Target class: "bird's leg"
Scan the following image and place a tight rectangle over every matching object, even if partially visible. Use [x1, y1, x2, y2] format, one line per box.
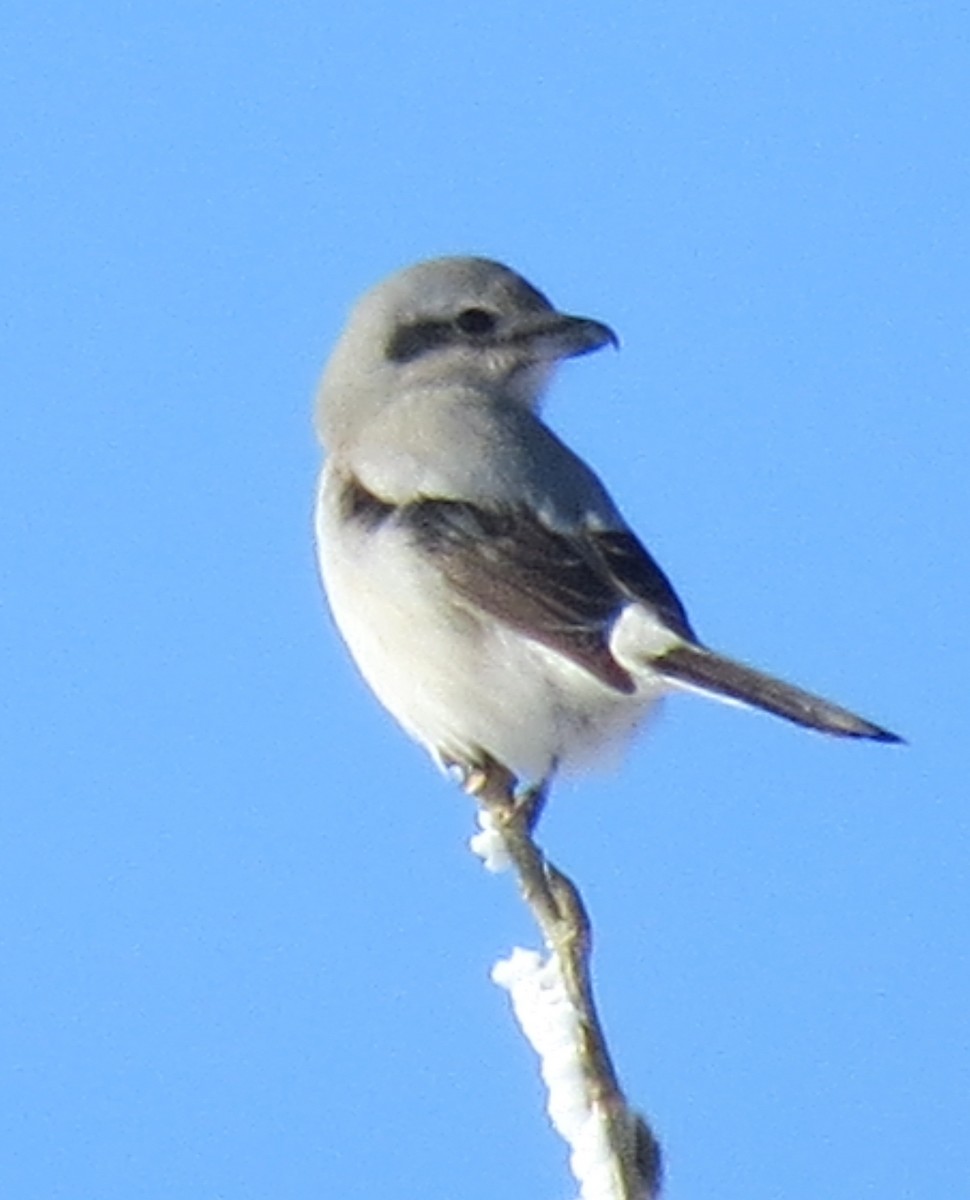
[451, 749, 554, 828]
[458, 755, 518, 808]
[513, 770, 552, 834]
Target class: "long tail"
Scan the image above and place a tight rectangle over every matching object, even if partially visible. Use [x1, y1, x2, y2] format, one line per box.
[653, 643, 901, 743]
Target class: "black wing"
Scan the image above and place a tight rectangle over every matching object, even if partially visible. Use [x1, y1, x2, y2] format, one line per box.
[399, 495, 696, 693]
[589, 529, 696, 642]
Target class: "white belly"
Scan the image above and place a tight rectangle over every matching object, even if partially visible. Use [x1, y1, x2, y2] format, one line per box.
[315, 477, 666, 783]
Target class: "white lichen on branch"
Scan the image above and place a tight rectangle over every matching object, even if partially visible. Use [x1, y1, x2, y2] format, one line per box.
[493, 948, 623, 1200]
[469, 806, 512, 873]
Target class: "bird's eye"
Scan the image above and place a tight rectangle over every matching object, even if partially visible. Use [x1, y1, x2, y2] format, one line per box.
[454, 308, 498, 336]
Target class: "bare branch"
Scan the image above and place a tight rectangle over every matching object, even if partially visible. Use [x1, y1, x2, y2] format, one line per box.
[469, 763, 662, 1200]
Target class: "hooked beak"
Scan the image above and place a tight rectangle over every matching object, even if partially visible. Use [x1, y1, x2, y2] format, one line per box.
[516, 313, 620, 361]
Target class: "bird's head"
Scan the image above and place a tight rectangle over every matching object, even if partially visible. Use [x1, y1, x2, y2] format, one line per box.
[316, 256, 617, 448]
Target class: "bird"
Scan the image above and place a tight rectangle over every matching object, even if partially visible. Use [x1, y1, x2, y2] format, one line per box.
[314, 256, 899, 791]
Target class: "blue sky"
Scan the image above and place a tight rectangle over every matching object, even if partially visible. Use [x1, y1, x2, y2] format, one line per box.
[2, 2, 967, 1197]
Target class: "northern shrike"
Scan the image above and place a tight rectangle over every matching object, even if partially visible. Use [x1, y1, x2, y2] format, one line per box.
[314, 257, 899, 786]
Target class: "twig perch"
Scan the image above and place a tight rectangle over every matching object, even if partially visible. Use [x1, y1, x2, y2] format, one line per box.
[468, 761, 662, 1200]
